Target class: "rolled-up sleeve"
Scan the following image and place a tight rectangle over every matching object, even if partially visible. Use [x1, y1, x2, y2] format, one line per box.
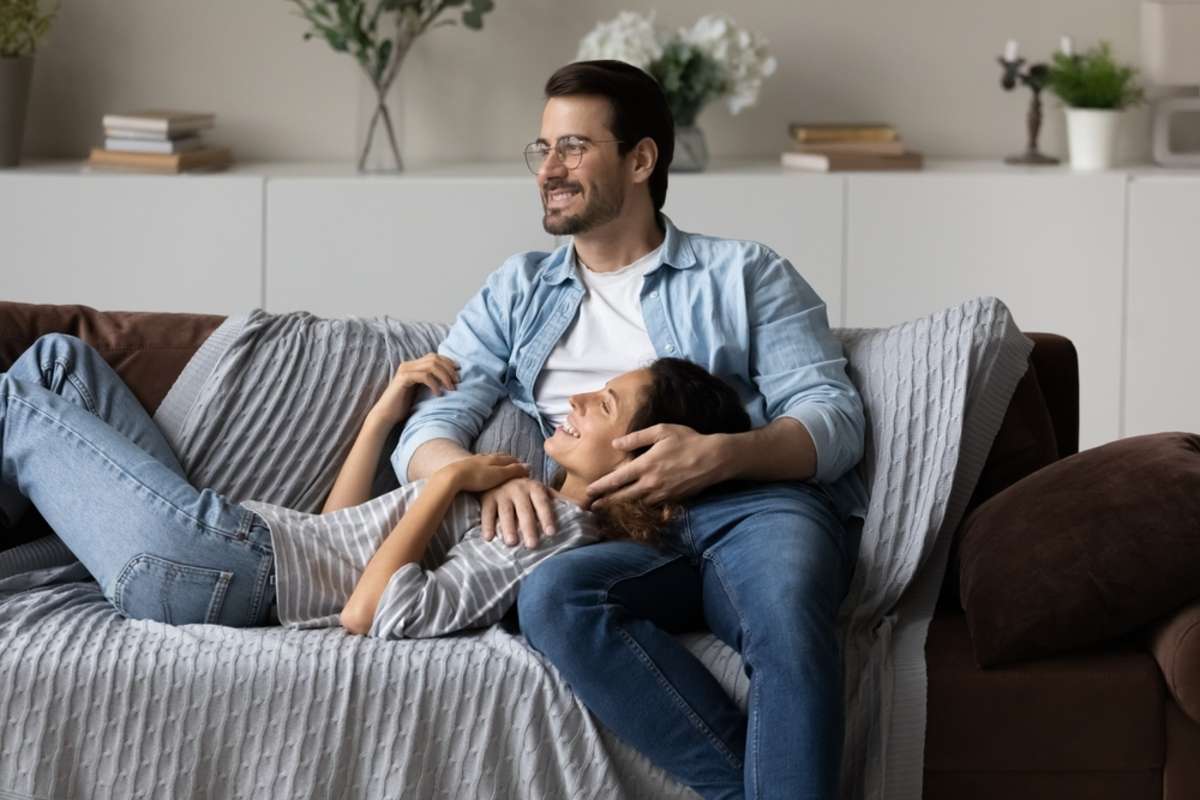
[392, 260, 518, 482]
[748, 251, 865, 483]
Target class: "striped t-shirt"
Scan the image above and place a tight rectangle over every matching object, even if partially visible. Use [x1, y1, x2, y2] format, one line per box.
[241, 480, 602, 638]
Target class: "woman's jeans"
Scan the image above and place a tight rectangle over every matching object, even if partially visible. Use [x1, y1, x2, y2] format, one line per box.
[517, 479, 861, 800]
[0, 334, 275, 627]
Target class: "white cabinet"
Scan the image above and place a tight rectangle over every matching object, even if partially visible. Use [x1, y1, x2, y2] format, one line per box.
[664, 169, 845, 326]
[265, 173, 553, 324]
[844, 171, 1128, 449]
[1125, 177, 1200, 438]
[0, 168, 262, 314]
[6, 159, 1200, 449]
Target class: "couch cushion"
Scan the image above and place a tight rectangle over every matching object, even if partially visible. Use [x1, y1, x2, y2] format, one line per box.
[959, 432, 1200, 667]
[0, 301, 224, 415]
[925, 610, 1163, 781]
[1150, 598, 1200, 725]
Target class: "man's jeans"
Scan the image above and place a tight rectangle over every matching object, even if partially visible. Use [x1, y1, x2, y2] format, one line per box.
[0, 334, 275, 627]
[518, 479, 860, 800]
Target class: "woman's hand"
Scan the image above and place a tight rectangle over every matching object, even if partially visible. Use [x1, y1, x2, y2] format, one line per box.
[442, 454, 530, 495]
[370, 354, 459, 427]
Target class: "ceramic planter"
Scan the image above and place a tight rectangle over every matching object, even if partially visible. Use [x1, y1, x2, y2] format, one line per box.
[1064, 107, 1122, 170]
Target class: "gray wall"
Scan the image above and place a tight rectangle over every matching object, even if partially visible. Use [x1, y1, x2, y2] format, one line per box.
[22, 0, 1196, 165]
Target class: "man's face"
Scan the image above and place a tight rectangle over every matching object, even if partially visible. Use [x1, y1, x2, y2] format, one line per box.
[535, 96, 627, 237]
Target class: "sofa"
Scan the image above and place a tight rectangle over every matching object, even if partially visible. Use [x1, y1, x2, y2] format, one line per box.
[1, 299, 1197, 799]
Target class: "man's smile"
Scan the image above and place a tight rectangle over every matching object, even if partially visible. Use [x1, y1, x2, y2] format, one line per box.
[545, 186, 581, 210]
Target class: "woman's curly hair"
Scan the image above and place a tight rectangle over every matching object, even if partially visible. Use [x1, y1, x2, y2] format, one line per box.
[575, 358, 752, 547]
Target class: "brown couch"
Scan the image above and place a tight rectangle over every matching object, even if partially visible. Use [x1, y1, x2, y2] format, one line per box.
[2, 300, 1197, 799]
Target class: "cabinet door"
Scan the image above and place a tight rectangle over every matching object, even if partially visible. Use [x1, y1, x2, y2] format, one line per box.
[845, 172, 1127, 450]
[266, 177, 554, 324]
[0, 171, 263, 314]
[663, 172, 845, 326]
[1125, 177, 1200, 438]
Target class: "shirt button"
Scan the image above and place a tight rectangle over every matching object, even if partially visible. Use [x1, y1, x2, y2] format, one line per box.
[666, 344, 676, 353]
[650, 291, 659, 299]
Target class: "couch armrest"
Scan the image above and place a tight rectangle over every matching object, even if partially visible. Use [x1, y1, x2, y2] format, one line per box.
[1150, 599, 1200, 725]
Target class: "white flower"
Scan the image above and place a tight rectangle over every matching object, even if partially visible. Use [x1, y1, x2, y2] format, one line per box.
[576, 11, 664, 70]
[680, 14, 777, 114]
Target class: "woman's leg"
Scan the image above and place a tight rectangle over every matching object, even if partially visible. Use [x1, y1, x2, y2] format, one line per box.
[517, 539, 749, 800]
[0, 373, 274, 627]
[0, 333, 186, 528]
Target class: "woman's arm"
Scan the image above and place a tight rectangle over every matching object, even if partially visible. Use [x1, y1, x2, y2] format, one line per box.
[322, 354, 459, 514]
[339, 454, 529, 635]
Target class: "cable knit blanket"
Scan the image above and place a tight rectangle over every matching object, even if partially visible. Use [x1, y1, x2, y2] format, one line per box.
[0, 297, 1031, 800]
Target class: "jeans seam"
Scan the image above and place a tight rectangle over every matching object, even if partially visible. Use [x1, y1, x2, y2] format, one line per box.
[704, 549, 759, 796]
[9, 394, 246, 541]
[611, 622, 745, 771]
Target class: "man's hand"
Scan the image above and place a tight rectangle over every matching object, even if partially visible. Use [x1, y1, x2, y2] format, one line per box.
[585, 424, 733, 508]
[481, 477, 558, 549]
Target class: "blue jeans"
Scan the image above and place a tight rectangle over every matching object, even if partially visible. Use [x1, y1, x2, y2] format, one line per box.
[517, 479, 860, 800]
[0, 334, 276, 627]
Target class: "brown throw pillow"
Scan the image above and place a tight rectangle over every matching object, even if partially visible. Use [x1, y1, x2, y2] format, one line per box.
[959, 431, 1200, 667]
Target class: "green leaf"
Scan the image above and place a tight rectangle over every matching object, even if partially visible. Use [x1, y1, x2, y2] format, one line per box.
[461, 8, 482, 29]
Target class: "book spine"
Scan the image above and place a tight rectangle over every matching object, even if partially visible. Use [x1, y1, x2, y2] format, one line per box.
[789, 127, 899, 143]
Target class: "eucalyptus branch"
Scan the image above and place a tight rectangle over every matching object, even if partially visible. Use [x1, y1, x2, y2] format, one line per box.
[0, 0, 59, 58]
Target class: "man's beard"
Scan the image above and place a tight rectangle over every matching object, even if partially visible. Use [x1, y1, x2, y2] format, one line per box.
[541, 179, 624, 236]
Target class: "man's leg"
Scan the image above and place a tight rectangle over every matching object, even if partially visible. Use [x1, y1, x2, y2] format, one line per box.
[0, 333, 186, 528]
[687, 481, 860, 800]
[517, 538, 749, 800]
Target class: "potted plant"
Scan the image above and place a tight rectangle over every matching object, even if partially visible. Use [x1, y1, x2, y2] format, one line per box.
[289, 0, 495, 173]
[577, 12, 777, 172]
[0, 0, 57, 168]
[1047, 40, 1144, 170]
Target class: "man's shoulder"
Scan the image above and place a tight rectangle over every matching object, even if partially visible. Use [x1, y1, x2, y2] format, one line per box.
[673, 223, 782, 276]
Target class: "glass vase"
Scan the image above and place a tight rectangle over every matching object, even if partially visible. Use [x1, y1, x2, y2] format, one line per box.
[672, 125, 709, 172]
[356, 73, 406, 173]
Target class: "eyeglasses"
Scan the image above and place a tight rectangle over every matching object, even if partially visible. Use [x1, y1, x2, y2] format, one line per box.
[523, 135, 623, 174]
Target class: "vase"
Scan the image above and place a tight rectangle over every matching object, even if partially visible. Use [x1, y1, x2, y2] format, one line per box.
[0, 55, 34, 168]
[672, 126, 709, 172]
[356, 74, 406, 173]
[1064, 108, 1122, 170]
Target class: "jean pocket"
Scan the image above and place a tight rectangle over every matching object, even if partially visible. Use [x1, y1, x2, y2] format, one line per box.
[113, 553, 234, 625]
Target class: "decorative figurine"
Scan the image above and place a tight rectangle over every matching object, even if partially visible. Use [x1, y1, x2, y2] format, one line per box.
[998, 40, 1061, 165]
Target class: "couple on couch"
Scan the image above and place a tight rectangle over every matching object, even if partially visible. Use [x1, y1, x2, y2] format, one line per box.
[0, 61, 867, 800]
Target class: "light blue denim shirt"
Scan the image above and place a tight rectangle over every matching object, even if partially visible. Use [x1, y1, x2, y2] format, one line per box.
[394, 213, 868, 520]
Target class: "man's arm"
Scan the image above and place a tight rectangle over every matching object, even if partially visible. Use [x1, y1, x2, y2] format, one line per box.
[585, 249, 863, 507]
[406, 437, 474, 481]
[392, 259, 519, 483]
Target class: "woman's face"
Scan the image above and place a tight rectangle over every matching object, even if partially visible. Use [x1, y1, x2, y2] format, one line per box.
[544, 367, 654, 481]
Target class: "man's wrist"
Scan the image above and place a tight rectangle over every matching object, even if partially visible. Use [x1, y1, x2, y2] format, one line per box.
[711, 431, 746, 484]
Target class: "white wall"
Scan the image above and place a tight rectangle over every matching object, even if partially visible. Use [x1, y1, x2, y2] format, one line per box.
[21, 0, 1199, 166]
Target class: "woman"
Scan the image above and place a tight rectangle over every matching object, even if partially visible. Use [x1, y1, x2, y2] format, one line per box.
[0, 333, 749, 637]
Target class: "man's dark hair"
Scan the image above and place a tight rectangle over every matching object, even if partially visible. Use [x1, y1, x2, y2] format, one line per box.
[544, 59, 674, 212]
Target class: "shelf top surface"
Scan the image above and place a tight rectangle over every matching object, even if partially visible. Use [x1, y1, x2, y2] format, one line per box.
[4, 156, 1200, 180]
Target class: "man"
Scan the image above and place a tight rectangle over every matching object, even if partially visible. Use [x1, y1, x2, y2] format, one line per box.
[393, 60, 868, 800]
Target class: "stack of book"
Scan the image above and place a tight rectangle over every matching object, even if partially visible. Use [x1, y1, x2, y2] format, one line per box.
[87, 110, 232, 173]
[781, 122, 923, 172]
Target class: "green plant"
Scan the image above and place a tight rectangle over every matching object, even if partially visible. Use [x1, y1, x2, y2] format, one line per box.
[288, 0, 496, 169]
[1047, 41, 1144, 110]
[0, 0, 58, 58]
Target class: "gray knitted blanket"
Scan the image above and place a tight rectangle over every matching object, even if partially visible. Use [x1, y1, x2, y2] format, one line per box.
[0, 298, 1031, 800]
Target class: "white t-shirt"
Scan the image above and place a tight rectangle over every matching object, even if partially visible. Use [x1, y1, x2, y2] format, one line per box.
[533, 242, 663, 427]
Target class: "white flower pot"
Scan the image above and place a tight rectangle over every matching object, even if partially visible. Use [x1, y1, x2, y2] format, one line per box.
[1064, 108, 1122, 170]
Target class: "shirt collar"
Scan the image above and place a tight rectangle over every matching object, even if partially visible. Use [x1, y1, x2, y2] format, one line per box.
[541, 212, 698, 285]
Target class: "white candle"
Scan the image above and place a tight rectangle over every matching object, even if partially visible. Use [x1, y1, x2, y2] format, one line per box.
[1004, 39, 1019, 61]
[1059, 35, 1074, 56]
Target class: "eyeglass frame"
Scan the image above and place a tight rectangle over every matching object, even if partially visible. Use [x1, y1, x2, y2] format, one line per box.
[523, 135, 625, 174]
